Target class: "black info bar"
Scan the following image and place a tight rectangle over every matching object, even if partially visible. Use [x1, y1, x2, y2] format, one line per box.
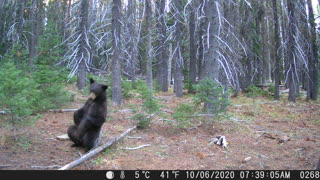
[0, 170, 319, 180]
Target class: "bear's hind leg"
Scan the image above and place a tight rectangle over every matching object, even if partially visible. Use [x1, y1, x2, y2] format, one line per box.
[82, 128, 102, 151]
[67, 125, 82, 146]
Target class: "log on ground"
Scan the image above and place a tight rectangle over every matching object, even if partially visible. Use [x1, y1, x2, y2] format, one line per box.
[59, 126, 136, 170]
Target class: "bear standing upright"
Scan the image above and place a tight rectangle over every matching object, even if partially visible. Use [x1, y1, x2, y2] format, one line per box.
[68, 78, 108, 151]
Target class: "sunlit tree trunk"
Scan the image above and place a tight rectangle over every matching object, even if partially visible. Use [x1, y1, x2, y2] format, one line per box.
[111, 0, 122, 105]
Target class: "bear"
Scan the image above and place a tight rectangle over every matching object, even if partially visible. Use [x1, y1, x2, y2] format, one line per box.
[67, 78, 108, 151]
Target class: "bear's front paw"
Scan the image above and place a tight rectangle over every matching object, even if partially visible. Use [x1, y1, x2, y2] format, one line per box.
[71, 143, 81, 148]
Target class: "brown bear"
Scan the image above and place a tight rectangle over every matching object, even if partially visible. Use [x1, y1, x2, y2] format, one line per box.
[67, 78, 108, 151]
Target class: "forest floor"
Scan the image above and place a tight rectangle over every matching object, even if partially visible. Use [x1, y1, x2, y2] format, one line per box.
[0, 86, 320, 170]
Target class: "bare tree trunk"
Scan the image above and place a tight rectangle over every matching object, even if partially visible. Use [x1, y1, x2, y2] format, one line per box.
[16, 0, 26, 44]
[155, 0, 168, 92]
[124, 0, 137, 88]
[188, 1, 196, 93]
[307, 0, 318, 101]
[273, 0, 280, 100]
[29, 0, 37, 68]
[198, 0, 206, 81]
[76, 0, 90, 90]
[204, 0, 220, 112]
[145, 0, 153, 91]
[287, 0, 297, 102]
[173, 0, 184, 97]
[111, 0, 122, 106]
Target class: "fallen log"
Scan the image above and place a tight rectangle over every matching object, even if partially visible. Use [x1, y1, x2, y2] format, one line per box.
[0, 165, 12, 169]
[48, 109, 78, 113]
[58, 126, 136, 170]
[31, 165, 62, 169]
[233, 101, 278, 107]
[0, 109, 78, 115]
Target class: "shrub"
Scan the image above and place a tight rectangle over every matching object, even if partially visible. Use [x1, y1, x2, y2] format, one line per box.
[106, 77, 135, 99]
[172, 103, 195, 128]
[193, 77, 230, 114]
[0, 63, 72, 126]
[32, 65, 73, 111]
[245, 84, 270, 98]
[132, 113, 150, 129]
[0, 62, 40, 125]
[122, 80, 134, 99]
[131, 81, 160, 129]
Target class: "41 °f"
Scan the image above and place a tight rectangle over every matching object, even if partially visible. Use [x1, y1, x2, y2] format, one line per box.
[160, 171, 180, 179]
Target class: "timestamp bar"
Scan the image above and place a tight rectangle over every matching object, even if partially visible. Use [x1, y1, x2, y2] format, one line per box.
[0, 170, 319, 180]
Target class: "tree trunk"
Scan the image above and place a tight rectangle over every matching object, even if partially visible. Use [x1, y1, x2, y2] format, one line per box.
[188, 1, 196, 93]
[16, 0, 26, 43]
[204, 0, 220, 113]
[287, 0, 297, 102]
[111, 0, 122, 106]
[198, 0, 206, 81]
[29, 0, 37, 68]
[173, 0, 184, 97]
[145, 0, 153, 91]
[307, 0, 318, 101]
[76, 0, 90, 90]
[155, 0, 168, 92]
[273, 0, 280, 100]
[127, 0, 137, 88]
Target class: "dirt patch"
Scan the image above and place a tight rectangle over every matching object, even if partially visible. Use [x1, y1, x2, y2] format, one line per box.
[0, 92, 319, 170]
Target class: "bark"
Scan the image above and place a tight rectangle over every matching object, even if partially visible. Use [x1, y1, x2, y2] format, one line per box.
[127, 0, 137, 88]
[59, 126, 136, 170]
[229, 0, 241, 97]
[198, 0, 206, 81]
[145, 0, 153, 91]
[173, 0, 184, 97]
[307, 0, 318, 100]
[76, 0, 90, 90]
[16, 0, 25, 43]
[261, 1, 272, 84]
[287, 0, 297, 102]
[204, 0, 220, 112]
[29, 0, 37, 67]
[155, 0, 168, 92]
[188, 1, 196, 93]
[239, 1, 254, 91]
[273, 0, 280, 100]
[111, 0, 122, 106]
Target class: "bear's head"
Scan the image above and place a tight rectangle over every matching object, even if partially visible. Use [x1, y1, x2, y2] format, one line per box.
[88, 78, 108, 101]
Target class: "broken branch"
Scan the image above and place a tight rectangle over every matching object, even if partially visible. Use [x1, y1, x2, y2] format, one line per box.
[124, 144, 151, 150]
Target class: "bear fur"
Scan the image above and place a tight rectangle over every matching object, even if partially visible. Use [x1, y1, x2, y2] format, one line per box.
[67, 78, 108, 151]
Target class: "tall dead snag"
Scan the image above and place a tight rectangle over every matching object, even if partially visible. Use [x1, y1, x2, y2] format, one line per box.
[59, 126, 136, 170]
[306, 0, 318, 101]
[188, 1, 196, 93]
[145, 0, 153, 91]
[155, 0, 168, 92]
[29, 0, 37, 68]
[203, 0, 220, 112]
[173, 0, 184, 97]
[111, 0, 122, 106]
[273, 0, 280, 100]
[287, 0, 297, 102]
[76, 0, 90, 90]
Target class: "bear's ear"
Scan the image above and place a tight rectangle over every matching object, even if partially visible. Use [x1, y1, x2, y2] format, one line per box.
[90, 78, 95, 84]
[102, 85, 108, 90]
